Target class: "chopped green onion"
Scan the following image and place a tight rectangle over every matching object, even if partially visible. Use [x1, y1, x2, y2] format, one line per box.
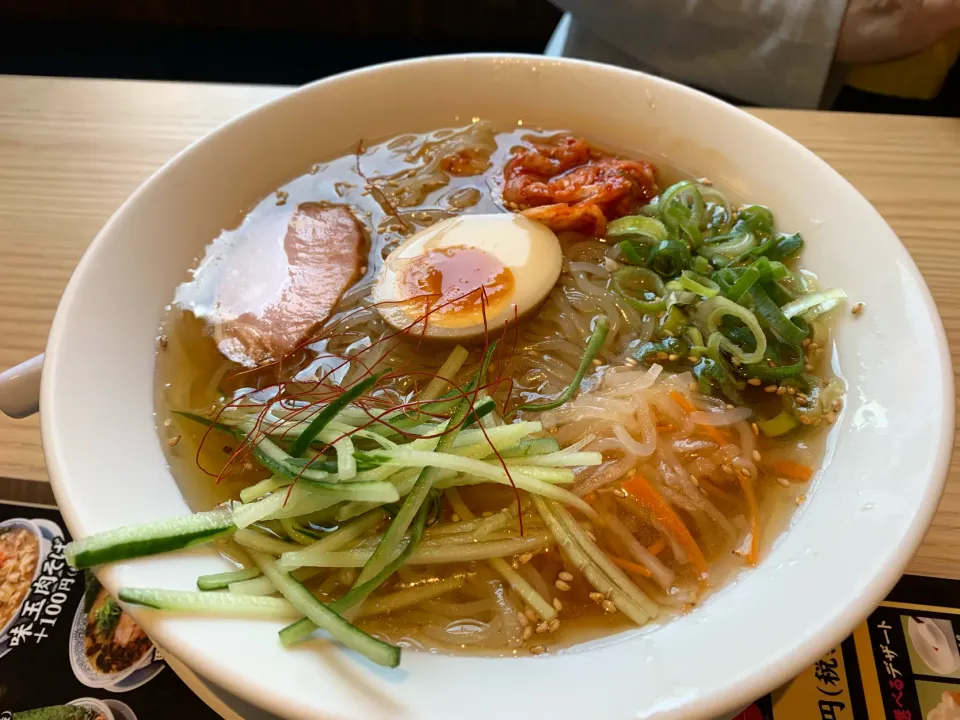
[677, 270, 719, 298]
[723, 267, 761, 301]
[749, 285, 807, 346]
[610, 267, 666, 314]
[647, 239, 692, 277]
[606, 214, 668, 241]
[658, 181, 704, 246]
[617, 240, 647, 265]
[706, 297, 768, 364]
[781, 289, 847, 321]
[756, 411, 799, 437]
[767, 233, 804, 261]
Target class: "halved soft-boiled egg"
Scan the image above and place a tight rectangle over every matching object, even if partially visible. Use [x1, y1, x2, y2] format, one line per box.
[372, 213, 562, 342]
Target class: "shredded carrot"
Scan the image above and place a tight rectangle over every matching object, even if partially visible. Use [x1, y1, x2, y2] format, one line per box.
[621, 472, 709, 577]
[655, 423, 677, 433]
[765, 460, 813, 483]
[698, 478, 740, 503]
[668, 391, 728, 446]
[646, 537, 666, 556]
[609, 555, 653, 578]
[737, 473, 760, 567]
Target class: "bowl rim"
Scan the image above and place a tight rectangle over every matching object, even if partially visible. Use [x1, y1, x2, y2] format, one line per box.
[40, 53, 956, 719]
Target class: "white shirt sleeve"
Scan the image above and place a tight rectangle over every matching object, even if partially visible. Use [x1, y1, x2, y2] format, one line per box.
[545, 0, 848, 109]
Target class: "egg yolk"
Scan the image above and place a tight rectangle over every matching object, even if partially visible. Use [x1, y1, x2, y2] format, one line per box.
[394, 245, 514, 327]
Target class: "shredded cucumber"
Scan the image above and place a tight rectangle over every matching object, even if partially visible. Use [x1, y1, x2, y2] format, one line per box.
[252, 552, 400, 668]
[197, 566, 261, 591]
[66, 509, 234, 570]
[119, 588, 300, 620]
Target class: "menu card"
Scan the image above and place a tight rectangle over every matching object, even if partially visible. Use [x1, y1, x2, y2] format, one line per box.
[2, 500, 957, 719]
[0, 502, 218, 720]
[736, 574, 960, 720]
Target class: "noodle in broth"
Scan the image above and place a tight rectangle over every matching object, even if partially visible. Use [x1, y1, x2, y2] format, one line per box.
[145, 122, 843, 658]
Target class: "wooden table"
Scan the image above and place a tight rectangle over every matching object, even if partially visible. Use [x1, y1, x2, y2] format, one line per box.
[1, 74, 958, 578]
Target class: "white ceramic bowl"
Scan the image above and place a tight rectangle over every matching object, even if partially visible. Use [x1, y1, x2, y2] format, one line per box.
[35, 55, 952, 719]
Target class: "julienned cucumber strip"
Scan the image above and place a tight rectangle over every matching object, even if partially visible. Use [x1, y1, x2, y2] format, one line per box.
[253, 552, 400, 668]
[119, 587, 299, 619]
[288, 372, 384, 457]
[66, 509, 234, 570]
[278, 492, 431, 647]
[197, 566, 262, 591]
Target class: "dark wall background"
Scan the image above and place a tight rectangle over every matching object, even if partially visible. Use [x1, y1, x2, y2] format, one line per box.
[0, 0, 561, 84]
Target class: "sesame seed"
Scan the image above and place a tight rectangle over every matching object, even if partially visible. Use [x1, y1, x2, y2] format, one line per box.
[163, 418, 172, 427]
[795, 397, 808, 406]
[585, 531, 598, 543]
[168, 435, 180, 447]
[530, 645, 546, 655]
[804, 363, 814, 372]
[625, 357, 639, 366]
[668, 353, 680, 361]
[158, 335, 168, 349]
[602, 600, 617, 614]
[751, 422, 759, 436]
[802, 338, 811, 347]
[525, 608, 537, 622]
[589, 592, 605, 603]
[555, 580, 571, 592]
[752, 450, 762, 462]
[536, 622, 549, 634]
[808, 342, 819, 352]
[517, 612, 529, 627]
[243, 461, 254, 471]
[518, 553, 533, 565]
[592, 358, 603, 366]
[613, 488, 628, 498]
[451, 514, 460, 523]
[739, 467, 751, 478]
[522, 626, 533, 641]
[549, 618, 561, 632]
[558, 571, 574, 582]
[825, 411, 837, 424]
[689, 355, 700, 363]
[747, 378, 762, 386]
[777, 477, 791, 488]
[689, 474, 700, 487]
[832, 399, 843, 412]
[787, 387, 796, 395]
[689, 382, 698, 392]
[776, 386, 787, 395]
[726, 403, 735, 410]
[795, 494, 806, 506]
[721, 463, 734, 475]
[852, 302, 864, 316]
[731, 357, 741, 367]
[764, 385, 778, 393]
[481, 511, 493, 518]
[552, 598, 563, 612]
[657, 352, 669, 360]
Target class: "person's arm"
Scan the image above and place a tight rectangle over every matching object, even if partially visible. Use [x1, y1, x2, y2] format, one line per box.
[549, 0, 848, 108]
